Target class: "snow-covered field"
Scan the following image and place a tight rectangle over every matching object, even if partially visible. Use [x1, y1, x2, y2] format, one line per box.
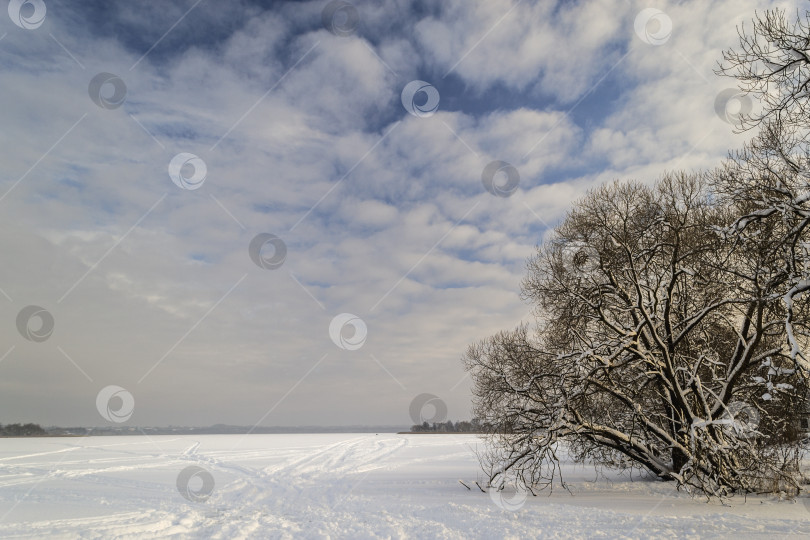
[0, 433, 809, 539]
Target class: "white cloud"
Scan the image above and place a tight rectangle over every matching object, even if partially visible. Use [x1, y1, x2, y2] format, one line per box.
[414, 0, 627, 101]
[0, 0, 783, 427]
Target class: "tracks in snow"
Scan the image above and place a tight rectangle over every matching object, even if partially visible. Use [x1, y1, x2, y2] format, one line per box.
[0, 435, 416, 539]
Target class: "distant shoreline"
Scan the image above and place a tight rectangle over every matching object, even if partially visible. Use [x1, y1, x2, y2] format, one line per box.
[1, 425, 410, 437]
[1, 432, 487, 438]
[0, 434, 84, 438]
[397, 432, 488, 435]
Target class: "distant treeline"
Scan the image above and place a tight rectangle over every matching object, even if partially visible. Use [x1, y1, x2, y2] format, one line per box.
[48, 424, 408, 436]
[409, 419, 487, 433]
[1, 422, 493, 436]
[0, 423, 47, 436]
[1, 424, 412, 437]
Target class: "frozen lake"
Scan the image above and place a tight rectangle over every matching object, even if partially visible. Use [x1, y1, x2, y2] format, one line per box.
[1, 433, 809, 538]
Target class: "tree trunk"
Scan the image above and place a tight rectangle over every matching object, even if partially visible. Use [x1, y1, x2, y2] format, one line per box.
[671, 448, 688, 478]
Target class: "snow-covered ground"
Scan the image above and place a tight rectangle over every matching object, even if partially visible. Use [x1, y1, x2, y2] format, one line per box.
[0, 433, 809, 539]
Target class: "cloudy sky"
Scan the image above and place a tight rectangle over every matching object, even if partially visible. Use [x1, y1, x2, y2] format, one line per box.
[0, 0, 780, 427]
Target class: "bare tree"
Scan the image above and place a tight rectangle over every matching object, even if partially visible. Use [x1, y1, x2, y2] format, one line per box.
[464, 174, 808, 497]
[717, 8, 810, 136]
[718, 7, 810, 368]
[464, 6, 810, 499]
